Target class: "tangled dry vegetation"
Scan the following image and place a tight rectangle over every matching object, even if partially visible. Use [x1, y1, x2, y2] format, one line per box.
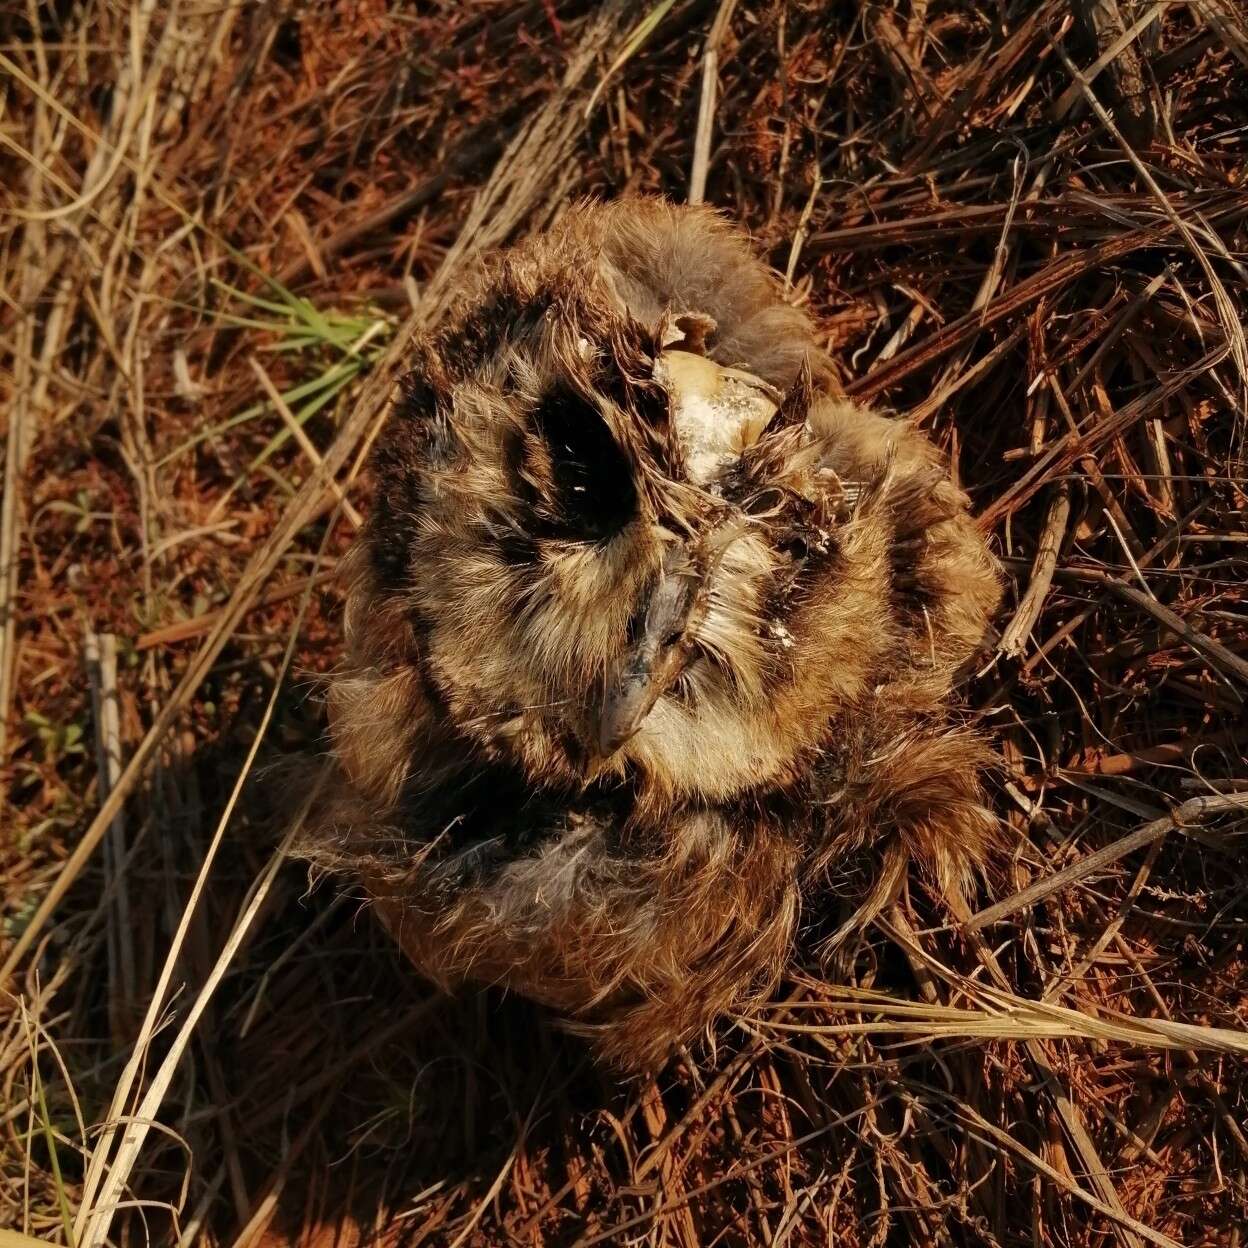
[1, 1, 1246, 1245]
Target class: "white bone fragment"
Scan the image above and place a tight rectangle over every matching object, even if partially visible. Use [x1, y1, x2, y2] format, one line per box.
[653, 349, 780, 485]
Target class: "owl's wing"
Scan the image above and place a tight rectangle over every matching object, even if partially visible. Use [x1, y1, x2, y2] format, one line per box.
[355, 800, 799, 1071]
[801, 696, 1001, 950]
[808, 397, 1003, 678]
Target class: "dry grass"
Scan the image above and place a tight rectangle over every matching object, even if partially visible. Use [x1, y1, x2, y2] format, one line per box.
[1, 1, 1246, 1245]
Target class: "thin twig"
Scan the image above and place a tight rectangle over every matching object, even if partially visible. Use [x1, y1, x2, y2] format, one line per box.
[967, 794, 1248, 930]
[999, 482, 1072, 657]
[688, 0, 740, 205]
[85, 631, 135, 1031]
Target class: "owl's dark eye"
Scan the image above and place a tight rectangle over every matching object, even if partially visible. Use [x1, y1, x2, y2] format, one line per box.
[530, 386, 637, 541]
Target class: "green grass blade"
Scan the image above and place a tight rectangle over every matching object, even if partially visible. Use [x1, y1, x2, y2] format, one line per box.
[31, 1056, 74, 1247]
[245, 361, 363, 473]
[156, 359, 361, 468]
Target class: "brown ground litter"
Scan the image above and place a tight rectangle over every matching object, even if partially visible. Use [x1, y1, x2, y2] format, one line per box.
[1, 2, 1246, 1245]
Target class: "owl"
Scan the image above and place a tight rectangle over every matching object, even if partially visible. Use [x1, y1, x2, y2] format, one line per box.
[299, 198, 1002, 1069]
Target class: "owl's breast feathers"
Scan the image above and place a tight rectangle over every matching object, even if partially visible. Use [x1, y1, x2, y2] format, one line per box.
[298, 199, 1002, 1069]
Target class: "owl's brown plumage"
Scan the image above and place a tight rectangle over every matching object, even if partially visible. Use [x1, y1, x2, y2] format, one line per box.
[299, 198, 1002, 1069]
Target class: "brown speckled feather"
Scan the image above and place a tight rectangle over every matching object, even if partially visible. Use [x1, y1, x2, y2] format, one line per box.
[297, 198, 1003, 1069]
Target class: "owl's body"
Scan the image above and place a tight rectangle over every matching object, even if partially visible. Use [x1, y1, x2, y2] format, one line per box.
[302, 200, 1001, 1068]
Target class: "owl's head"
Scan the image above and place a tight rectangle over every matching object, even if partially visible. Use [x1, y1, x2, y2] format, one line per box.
[356, 202, 934, 806]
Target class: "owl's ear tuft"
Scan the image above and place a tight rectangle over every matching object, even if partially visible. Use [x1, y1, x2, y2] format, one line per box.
[523, 385, 638, 541]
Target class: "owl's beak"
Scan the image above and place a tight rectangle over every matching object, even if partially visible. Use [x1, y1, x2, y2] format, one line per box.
[597, 551, 702, 757]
